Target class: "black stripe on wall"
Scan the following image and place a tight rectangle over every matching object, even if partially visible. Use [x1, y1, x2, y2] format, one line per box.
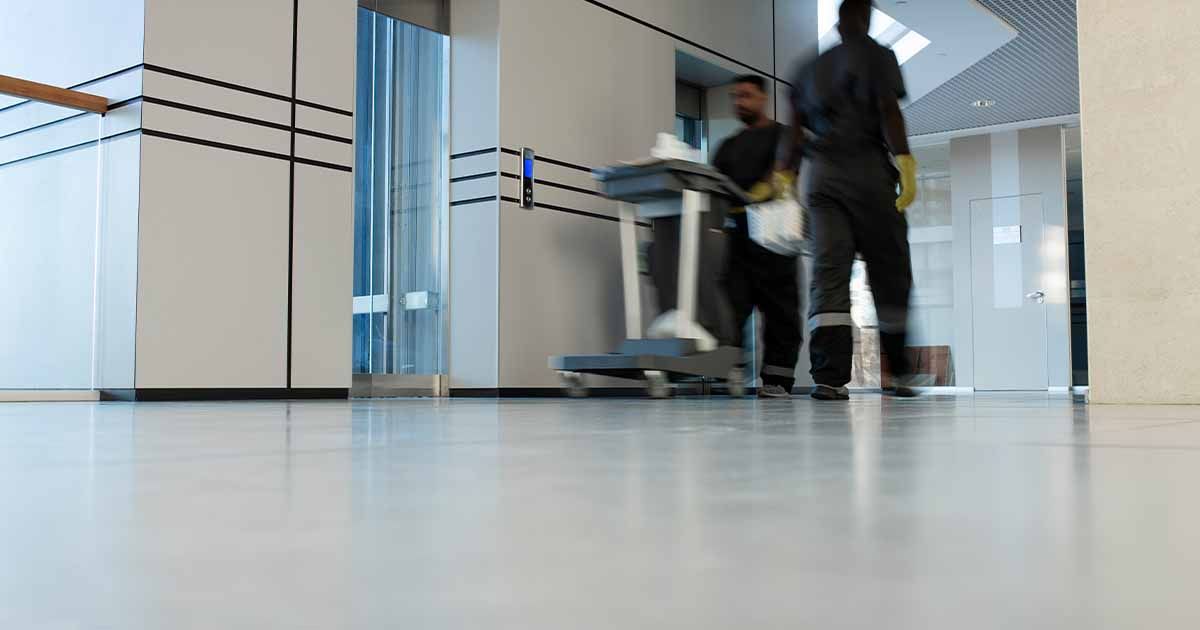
[537, 155, 594, 174]
[145, 63, 291, 104]
[499, 170, 604, 198]
[295, 99, 354, 118]
[142, 64, 354, 117]
[140, 96, 353, 144]
[143, 95, 292, 133]
[0, 64, 145, 115]
[450, 172, 498, 183]
[0, 85, 142, 144]
[140, 128, 351, 172]
[541, 179, 604, 197]
[499, 147, 594, 175]
[142, 128, 278, 161]
[451, 195, 499, 207]
[296, 127, 354, 145]
[287, 0, 300, 388]
[295, 156, 353, 172]
[500, 196, 649, 227]
[108, 96, 143, 111]
[451, 147, 498, 160]
[0, 111, 91, 142]
[0, 127, 141, 171]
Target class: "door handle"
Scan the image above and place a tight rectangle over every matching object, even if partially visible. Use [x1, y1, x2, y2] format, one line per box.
[1026, 290, 1046, 304]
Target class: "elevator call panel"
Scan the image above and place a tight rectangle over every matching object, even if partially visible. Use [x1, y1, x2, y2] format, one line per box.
[520, 148, 535, 209]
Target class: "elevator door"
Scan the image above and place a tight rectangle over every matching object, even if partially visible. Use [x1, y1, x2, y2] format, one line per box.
[970, 194, 1049, 390]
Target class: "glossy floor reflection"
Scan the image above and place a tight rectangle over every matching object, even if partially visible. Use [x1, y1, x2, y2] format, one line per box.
[3, 395, 1200, 629]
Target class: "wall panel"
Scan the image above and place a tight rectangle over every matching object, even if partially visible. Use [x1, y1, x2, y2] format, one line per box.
[135, 138, 290, 389]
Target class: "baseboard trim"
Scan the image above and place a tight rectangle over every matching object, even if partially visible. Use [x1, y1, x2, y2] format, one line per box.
[498, 387, 651, 398]
[451, 386, 741, 399]
[100, 388, 349, 402]
[449, 388, 500, 398]
[0, 390, 100, 402]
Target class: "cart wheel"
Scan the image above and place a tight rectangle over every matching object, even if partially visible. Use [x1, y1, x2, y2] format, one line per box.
[727, 367, 747, 399]
[559, 372, 589, 398]
[645, 371, 671, 399]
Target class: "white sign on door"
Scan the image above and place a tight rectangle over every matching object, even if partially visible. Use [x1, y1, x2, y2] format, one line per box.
[993, 225, 1022, 245]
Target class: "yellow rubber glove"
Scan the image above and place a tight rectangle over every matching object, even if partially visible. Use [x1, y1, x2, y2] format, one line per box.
[747, 181, 774, 203]
[895, 154, 918, 212]
[746, 171, 796, 203]
[771, 170, 796, 198]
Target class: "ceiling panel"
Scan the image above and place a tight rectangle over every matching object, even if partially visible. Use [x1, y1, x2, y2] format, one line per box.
[903, 0, 1079, 137]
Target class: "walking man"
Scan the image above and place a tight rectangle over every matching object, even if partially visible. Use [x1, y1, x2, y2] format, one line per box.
[783, 0, 920, 400]
[713, 75, 803, 399]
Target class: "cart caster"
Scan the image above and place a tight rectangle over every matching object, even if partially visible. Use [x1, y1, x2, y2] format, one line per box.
[727, 367, 747, 399]
[645, 371, 671, 399]
[559, 371, 589, 398]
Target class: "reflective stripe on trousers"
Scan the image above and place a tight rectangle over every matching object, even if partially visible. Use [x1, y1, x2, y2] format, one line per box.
[808, 311, 853, 332]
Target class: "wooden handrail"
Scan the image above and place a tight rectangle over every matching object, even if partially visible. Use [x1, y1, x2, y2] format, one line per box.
[0, 75, 108, 114]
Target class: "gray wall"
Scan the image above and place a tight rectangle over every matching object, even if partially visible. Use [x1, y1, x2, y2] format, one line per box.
[133, 0, 357, 391]
[1, 1, 357, 392]
[447, 0, 817, 389]
[598, 0, 778, 74]
[448, 0, 501, 389]
[949, 126, 1072, 389]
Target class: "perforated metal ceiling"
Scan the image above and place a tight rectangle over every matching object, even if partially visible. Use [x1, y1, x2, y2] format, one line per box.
[903, 0, 1079, 137]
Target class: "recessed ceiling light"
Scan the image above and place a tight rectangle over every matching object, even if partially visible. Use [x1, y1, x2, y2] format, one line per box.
[971, 99, 996, 108]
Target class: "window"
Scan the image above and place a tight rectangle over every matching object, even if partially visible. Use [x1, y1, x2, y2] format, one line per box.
[675, 81, 706, 152]
[674, 114, 704, 150]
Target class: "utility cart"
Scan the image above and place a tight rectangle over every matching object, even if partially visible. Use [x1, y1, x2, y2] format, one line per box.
[549, 159, 750, 398]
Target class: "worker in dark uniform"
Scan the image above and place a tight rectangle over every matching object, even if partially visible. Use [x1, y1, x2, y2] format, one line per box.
[782, 0, 920, 400]
[713, 75, 802, 399]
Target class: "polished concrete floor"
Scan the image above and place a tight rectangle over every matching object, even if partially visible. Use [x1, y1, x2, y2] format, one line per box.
[3, 394, 1200, 629]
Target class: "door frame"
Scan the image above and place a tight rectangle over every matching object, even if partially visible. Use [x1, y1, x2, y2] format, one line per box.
[967, 192, 1052, 392]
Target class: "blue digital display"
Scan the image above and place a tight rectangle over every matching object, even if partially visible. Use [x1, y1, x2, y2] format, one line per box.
[523, 158, 534, 179]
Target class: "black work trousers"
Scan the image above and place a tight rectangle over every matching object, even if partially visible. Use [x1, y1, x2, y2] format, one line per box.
[723, 214, 802, 390]
[805, 152, 913, 388]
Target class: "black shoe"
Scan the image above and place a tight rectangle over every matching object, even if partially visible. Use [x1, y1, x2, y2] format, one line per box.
[758, 384, 792, 399]
[810, 384, 850, 401]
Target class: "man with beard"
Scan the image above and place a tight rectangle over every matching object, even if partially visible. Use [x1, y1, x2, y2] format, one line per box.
[713, 75, 801, 399]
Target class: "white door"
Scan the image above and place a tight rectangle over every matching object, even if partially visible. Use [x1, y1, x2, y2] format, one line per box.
[970, 194, 1049, 391]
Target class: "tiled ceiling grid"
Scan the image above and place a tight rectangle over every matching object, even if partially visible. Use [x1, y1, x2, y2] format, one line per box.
[904, 0, 1079, 137]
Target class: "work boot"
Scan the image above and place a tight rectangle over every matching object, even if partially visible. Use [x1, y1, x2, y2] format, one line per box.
[758, 384, 792, 399]
[810, 384, 850, 401]
[885, 375, 920, 398]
